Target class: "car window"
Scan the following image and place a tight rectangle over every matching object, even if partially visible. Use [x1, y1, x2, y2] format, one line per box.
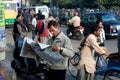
[82, 15, 89, 22]
[88, 15, 97, 22]
[102, 14, 116, 22]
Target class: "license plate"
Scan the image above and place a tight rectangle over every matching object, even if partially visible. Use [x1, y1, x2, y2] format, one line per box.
[113, 30, 116, 32]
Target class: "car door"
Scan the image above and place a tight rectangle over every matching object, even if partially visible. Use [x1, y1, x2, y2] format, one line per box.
[81, 14, 97, 36]
[88, 14, 97, 26]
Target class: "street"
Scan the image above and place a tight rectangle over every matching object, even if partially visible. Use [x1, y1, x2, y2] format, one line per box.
[1, 27, 119, 80]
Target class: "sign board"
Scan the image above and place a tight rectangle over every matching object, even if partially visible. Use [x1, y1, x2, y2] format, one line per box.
[0, 1, 5, 28]
[0, 0, 6, 61]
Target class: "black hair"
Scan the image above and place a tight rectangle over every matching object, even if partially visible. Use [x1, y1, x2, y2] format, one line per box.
[33, 14, 37, 18]
[47, 20, 59, 28]
[38, 10, 41, 13]
[41, 15, 45, 19]
[16, 14, 22, 19]
[91, 25, 100, 34]
[96, 20, 102, 24]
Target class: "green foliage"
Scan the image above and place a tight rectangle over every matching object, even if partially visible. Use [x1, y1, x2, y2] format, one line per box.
[51, 0, 120, 9]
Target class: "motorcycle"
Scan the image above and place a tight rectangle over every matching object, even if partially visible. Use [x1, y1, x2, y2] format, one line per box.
[11, 29, 49, 80]
[66, 24, 84, 40]
[11, 47, 49, 80]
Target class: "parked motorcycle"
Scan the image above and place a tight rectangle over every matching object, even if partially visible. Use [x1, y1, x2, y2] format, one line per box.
[66, 24, 84, 40]
[11, 31, 49, 80]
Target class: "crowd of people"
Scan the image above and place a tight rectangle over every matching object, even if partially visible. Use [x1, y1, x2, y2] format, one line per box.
[11, 9, 112, 80]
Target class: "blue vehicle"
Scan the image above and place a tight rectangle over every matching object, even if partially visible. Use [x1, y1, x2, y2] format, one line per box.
[103, 53, 120, 80]
[68, 52, 120, 80]
[81, 12, 120, 38]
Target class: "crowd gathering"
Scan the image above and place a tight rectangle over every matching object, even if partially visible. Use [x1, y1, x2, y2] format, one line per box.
[0, 8, 113, 80]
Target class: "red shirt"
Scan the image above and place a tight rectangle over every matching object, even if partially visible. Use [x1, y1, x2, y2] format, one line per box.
[36, 20, 48, 37]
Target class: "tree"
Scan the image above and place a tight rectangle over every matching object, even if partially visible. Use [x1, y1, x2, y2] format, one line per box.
[51, 0, 72, 8]
[32, 0, 120, 10]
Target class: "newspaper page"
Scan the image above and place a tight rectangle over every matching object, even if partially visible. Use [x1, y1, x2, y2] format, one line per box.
[30, 42, 65, 65]
[20, 38, 37, 59]
[20, 37, 65, 65]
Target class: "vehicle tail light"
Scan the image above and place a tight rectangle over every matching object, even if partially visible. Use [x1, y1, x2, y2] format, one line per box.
[110, 25, 112, 31]
[79, 26, 84, 30]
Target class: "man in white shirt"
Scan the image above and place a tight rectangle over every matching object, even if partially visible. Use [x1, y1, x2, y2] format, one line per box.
[32, 14, 38, 40]
[96, 20, 105, 46]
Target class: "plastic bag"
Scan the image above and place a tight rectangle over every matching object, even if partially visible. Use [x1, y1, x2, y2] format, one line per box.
[96, 55, 108, 71]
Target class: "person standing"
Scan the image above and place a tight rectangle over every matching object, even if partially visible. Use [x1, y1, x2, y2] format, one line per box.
[27, 9, 35, 32]
[35, 15, 49, 44]
[13, 14, 24, 48]
[22, 9, 30, 27]
[37, 10, 42, 20]
[47, 20, 74, 80]
[96, 20, 105, 46]
[31, 14, 38, 40]
[76, 26, 109, 80]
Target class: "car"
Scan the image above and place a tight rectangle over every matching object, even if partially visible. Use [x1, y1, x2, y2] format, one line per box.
[81, 12, 120, 38]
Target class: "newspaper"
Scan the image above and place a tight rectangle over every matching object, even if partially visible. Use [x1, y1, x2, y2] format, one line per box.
[20, 38, 37, 59]
[20, 37, 65, 65]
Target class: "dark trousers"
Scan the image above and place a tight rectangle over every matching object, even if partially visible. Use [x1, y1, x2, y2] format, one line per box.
[13, 33, 20, 48]
[47, 69, 66, 80]
[32, 29, 35, 40]
[68, 25, 75, 35]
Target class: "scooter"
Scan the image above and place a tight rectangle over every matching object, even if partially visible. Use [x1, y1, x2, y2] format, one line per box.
[66, 24, 84, 40]
[11, 27, 49, 80]
[11, 47, 49, 80]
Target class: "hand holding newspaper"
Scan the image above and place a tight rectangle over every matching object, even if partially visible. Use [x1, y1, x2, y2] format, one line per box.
[20, 37, 65, 65]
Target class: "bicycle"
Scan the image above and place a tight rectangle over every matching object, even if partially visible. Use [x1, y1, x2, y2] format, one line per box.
[103, 53, 120, 80]
[68, 49, 120, 80]
[67, 48, 81, 78]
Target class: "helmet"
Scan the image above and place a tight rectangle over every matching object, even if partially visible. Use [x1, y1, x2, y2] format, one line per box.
[74, 12, 78, 16]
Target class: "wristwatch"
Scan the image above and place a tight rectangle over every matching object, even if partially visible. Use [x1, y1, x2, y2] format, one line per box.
[60, 47, 63, 53]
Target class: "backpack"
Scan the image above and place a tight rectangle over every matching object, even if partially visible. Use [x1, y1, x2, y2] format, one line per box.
[35, 20, 44, 35]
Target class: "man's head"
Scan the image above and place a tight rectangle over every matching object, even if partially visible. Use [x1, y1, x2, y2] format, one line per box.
[16, 14, 23, 21]
[33, 14, 38, 18]
[74, 12, 78, 16]
[91, 25, 101, 37]
[38, 10, 41, 13]
[47, 20, 60, 36]
[96, 20, 103, 28]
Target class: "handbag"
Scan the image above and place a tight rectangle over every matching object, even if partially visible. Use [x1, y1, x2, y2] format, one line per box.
[68, 52, 80, 78]
[69, 52, 80, 66]
[96, 55, 108, 71]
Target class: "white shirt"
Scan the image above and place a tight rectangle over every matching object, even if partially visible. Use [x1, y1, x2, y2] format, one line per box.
[99, 28, 105, 43]
[32, 18, 37, 27]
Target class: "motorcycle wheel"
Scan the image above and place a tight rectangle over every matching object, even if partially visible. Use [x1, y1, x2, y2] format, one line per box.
[66, 28, 72, 37]
[75, 31, 84, 40]
[11, 60, 21, 73]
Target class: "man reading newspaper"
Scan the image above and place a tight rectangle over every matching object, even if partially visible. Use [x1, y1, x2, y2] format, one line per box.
[46, 20, 74, 80]
[20, 20, 74, 80]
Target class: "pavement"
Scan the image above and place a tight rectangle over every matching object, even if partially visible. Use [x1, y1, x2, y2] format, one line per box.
[0, 28, 16, 80]
[1, 28, 120, 80]
[0, 28, 76, 80]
